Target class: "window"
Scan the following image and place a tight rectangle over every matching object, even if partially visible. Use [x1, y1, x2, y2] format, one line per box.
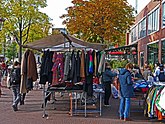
[162, 40, 165, 64]
[130, 26, 137, 42]
[162, 2, 165, 28]
[147, 42, 159, 65]
[138, 18, 146, 38]
[148, 8, 159, 34]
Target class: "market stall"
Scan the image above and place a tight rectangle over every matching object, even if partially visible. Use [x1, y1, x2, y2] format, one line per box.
[25, 33, 106, 118]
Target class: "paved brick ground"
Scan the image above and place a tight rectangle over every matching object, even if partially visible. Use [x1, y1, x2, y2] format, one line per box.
[0, 87, 162, 124]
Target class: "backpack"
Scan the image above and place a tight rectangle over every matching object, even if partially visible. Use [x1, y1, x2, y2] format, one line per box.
[158, 71, 165, 82]
[9, 68, 20, 85]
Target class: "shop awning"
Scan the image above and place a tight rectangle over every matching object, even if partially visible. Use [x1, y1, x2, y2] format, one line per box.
[105, 44, 137, 52]
[109, 51, 124, 55]
[25, 33, 107, 51]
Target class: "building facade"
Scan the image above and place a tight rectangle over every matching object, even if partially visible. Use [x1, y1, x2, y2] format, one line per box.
[128, 0, 165, 68]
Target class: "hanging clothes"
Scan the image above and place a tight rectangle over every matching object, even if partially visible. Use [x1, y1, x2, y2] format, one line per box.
[63, 52, 71, 81]
[20, 49, 38, 93]
[145, 85, 165, 120]
[89, 50, 94, 74]
[39, 50, 53, 84]
[69, 50, 78, 83]
[93, 50, 97, 76]
[20, 50, 29, 93]
[84, 50, 94, 97]
[157, 87, 165, 110]
[76, 50, 81, 82]
[51, 52, 64, 86]
[96, 51, 101, 76]
[27, 50, 38, 82]
[98, 51, 106, 75]
[80, 50, 85, 78]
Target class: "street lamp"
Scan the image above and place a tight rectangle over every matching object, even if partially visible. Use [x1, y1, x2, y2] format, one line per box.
[0, 18, 5, 31]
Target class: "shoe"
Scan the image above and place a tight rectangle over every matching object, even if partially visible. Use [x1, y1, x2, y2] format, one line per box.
[120, 117, 124, 120]
[41, 104, 43, 108]
[124, 118, 132, 121]
[20, 100, 24, 105]
[12, 105, 18, 111]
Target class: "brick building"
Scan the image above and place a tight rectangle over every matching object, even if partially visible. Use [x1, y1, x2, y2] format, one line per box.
[127, 0, 165, 68]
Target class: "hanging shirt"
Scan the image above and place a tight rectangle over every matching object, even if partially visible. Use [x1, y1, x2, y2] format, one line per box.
[52, 52, 64, 86]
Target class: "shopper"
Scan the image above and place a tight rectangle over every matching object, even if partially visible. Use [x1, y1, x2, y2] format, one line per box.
[157, 64, 165, 82]
[154, 62, 160, 77]
[9, 61, 21, 111]
[142, 62, 152, 81]
[102, 62, 117, 106]
[118, 63, 134, 121]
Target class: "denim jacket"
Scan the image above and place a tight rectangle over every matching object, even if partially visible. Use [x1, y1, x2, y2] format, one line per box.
[118, 68, 134, 98]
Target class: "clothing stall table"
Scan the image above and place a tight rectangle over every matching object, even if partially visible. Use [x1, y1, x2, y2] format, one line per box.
[42, 86, 83, 117]
[71, 89, 104, 117]
[42, 86, 104, 118]
[132, 79, 149, 107]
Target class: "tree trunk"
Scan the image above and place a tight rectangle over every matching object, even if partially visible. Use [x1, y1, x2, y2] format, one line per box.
[18, 44, 22, 63]
[18, 32, 22, 63]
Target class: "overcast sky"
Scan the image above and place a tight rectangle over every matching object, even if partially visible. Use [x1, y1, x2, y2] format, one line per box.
[40, 0, 150, 28]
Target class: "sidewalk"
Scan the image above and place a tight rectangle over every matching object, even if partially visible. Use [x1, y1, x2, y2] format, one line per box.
[0, 87, 161, 124]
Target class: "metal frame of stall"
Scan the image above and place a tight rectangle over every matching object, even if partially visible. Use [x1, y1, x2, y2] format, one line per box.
[42, 84, 104, 118]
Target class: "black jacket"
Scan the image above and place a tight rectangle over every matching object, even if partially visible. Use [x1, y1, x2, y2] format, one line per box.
[10, 67, 21, 85]
[102, 68, 117, 83]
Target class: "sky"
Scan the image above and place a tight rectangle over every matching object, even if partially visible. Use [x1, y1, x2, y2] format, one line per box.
[40, 0, 151, 28]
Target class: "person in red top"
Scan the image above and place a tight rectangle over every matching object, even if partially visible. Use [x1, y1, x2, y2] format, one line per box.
[93, 76, 99, 84]
[1, 62, 6, 69]
[1, 61, 6, 78]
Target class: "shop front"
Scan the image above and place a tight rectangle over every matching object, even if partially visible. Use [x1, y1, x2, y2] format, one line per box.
[162, 40, 165, 64]
[106, 44, 138, 64]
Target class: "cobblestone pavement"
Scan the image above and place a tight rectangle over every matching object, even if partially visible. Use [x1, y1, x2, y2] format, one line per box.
[0, 87, 162, 124]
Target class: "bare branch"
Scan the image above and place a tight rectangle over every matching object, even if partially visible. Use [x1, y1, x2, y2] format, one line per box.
[23, 18, 32, 44]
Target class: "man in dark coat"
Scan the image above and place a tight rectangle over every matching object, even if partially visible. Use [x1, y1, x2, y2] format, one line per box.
[118, 63, 134, 121]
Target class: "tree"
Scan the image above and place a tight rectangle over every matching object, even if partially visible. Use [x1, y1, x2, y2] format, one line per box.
[5, 42, 17, 62]
[0, 0, 51, 62]
[61, 0, 134, 46]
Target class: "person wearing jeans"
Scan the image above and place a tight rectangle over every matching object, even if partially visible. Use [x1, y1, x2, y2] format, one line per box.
[118, 63, 134, 121]
[12, 84, 21, 111]
[10, 61, 21, 111]
[119, 97, 131, 119]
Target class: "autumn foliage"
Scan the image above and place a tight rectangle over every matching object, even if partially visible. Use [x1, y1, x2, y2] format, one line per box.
[61, 0, 134, 45]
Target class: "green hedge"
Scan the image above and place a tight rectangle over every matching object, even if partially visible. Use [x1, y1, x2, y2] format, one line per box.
[109, 59, 129, 69]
